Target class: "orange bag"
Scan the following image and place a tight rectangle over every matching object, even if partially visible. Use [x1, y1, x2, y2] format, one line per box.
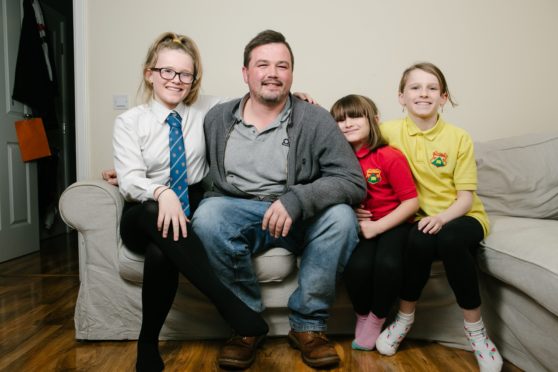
[14, 117, 51, 162]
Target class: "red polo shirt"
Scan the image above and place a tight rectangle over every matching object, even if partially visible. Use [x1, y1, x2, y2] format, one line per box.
[356, 145, 417, 220]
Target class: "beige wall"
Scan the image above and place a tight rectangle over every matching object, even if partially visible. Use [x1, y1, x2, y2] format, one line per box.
[83, 0, 558, 178]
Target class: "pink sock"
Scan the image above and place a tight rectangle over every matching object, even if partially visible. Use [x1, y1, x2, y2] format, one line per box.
[353, 312, 386, 350]
[354, 313, 368, 340]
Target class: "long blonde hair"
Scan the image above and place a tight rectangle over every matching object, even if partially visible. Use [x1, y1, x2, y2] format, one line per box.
[139, 32, 203, 106]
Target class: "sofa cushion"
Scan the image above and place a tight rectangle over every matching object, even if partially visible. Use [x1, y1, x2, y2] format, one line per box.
[478, 215, 558, 316]
[475, 131, 558, 219]
[119, 247, 144, 283]
[119, 246, 296, 284]
[253, 247, 296, 283]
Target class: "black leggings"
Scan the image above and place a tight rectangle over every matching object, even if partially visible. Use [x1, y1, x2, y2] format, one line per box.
[120, 192, 268, 342]
[344, 223, 412, 318]
[400, 216, 484, 310]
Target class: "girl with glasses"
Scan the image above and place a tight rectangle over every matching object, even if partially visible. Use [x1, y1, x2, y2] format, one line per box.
[112, 32, 269, 371]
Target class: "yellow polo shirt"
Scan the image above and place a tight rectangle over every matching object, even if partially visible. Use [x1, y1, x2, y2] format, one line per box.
[380, 116, 489, 236]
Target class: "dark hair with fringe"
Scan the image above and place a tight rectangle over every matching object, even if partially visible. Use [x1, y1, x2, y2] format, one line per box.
[330, 94, 387, 151]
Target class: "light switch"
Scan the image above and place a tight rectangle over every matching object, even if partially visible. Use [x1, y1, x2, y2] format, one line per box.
[113, 95, 129, 110]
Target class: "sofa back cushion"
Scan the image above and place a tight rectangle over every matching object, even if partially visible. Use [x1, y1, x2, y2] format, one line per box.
[475, 131, 558, 219]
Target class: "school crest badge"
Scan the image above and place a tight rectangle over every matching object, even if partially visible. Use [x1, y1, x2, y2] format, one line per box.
[431, 151, 448, 167]
[366, 168, 381, 184]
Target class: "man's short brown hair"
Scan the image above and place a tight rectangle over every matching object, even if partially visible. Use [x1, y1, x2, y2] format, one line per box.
[243, 30, 294, 68]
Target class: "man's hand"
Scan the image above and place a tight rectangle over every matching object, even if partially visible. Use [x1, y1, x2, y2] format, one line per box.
[293, 92, 319, 105]
[262, 200, 293, 238]
[101, 169, 118, 186]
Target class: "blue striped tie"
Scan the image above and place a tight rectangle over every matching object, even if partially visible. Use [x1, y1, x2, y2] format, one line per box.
[167, 111, 190, 216]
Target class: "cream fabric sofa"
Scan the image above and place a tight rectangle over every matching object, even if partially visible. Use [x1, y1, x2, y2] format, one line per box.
[59, 131, 558, 371]
[59, 182, 464, 343]
[474, 132, 558, 372]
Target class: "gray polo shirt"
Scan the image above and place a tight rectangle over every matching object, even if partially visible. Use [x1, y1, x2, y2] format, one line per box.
[224, 96, 292, 197]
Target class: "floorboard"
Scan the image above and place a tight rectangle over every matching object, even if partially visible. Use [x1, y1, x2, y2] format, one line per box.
[0, 232, 522, 371]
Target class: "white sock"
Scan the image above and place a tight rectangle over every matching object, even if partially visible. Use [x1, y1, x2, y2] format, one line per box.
[375, 310, 414, 356]
[464, 319, 503, 372]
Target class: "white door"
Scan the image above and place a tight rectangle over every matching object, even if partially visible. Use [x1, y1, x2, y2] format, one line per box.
[0, 0, 40, 262]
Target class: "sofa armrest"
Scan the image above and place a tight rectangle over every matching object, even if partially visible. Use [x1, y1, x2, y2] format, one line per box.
[59, 180, 124, 230]
[59, 180, 125, 280]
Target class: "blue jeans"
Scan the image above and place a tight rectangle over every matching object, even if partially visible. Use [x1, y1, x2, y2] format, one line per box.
[192, 196, 359, 332]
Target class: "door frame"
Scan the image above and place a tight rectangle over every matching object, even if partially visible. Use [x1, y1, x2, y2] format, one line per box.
[73, 0, 89, 180]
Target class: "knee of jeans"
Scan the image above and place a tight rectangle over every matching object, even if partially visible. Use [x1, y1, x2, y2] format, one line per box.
[324, 203, 357, 225]
[192, 199, 221, 231]
[324, 204, 359, 238]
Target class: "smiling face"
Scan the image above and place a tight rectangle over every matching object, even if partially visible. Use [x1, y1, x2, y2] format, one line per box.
[145, 48, 194, 109]
[242, 42, 293, 106]
[337, 116, 370, 151]
[399, 68, 448, 127]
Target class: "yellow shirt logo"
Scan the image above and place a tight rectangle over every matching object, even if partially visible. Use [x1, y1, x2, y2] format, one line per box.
[431, 151, 448, 167]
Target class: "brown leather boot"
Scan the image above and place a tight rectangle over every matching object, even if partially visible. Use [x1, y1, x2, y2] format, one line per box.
[288, 330, 340, 368]
[218, 334, 266, 369]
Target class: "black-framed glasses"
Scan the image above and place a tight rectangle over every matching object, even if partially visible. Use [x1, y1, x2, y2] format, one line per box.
[150, 67, 195, 84]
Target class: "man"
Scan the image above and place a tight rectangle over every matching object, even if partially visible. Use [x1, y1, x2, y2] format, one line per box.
[192, 30, 366, 369]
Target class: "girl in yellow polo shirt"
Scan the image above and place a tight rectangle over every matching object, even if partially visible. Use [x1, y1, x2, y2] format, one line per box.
[375, 62, 503, 372]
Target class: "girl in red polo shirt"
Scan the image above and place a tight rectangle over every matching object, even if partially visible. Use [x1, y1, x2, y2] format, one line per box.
[330, 94, 419, 351]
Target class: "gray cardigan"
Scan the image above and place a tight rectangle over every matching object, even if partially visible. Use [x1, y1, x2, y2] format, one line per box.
[203, 95, 366, 222]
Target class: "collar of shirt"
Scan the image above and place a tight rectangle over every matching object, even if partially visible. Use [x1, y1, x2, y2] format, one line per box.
[355, 146, 374, 159]
[404, 115, 446, 141]
[149, 99, 188, 126]
[234, 94, 292, 130]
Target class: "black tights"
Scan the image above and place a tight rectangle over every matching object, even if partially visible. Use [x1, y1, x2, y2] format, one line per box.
[344, 223, 412, 318]
[121, 200, 268, 370]
[400, 216, 484, 309]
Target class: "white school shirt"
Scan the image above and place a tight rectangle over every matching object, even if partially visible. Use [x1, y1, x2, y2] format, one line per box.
[113, 96, 225, 202]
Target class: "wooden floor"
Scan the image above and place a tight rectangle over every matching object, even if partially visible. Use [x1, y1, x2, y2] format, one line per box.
[0, 232, 522, 372]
